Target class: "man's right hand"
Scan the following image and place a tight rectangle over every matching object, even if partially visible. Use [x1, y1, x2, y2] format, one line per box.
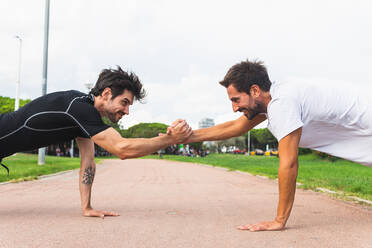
[167, 119, 193, 144]
[166, 119, 186, 134]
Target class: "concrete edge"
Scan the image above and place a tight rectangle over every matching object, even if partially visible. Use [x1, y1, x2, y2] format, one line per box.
[0, 169, 78, 186]
[0, 158, 112, 186]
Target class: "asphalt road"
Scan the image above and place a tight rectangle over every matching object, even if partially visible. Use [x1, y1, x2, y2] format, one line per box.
[0, 159, 372, 248]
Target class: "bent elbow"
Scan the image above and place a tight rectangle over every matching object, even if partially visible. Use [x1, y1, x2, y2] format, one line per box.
[114, 149, 128, 160]
[117, 151, 137, 160]
[114, 144, 130, 160]
[115, 142, 142, 160]
[118, 154, 128, 160]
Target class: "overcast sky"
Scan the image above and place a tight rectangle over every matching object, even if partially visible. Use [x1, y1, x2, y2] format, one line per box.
[1, 0, 371, 129]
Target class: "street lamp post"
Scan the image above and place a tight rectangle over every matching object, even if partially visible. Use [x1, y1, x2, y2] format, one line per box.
[14, 35, 22, 111]
[247, 131, 251, 155]
[38, 0, 50, 165]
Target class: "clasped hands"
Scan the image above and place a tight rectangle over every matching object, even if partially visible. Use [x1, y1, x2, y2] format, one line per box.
[161, 119, 193, 144]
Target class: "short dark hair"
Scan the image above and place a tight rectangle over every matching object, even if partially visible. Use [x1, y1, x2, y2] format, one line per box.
[219, 59, 271, 94]
[90, 66, 146, 101]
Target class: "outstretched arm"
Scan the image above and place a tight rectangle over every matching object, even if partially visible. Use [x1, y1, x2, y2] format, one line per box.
[180, 114, 266, 143]
[76, 137, 119, 218]
[92, 120, 192, 159]
[238, 127, 301, 231]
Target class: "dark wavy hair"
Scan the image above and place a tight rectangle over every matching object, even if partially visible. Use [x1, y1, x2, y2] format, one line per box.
[90, 66, 146, 101]
[219, 59, 272, 94]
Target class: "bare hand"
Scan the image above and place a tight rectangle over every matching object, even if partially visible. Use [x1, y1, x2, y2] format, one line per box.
[167, 119, 192, 143]
[166, 119, 184, 135]
[82, 208, 120, 219]
[237, 220, 284, 232]
[166, 126, 172, 135]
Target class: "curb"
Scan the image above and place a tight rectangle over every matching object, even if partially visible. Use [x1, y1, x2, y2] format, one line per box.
[0, 159, 108, 186]
[0, 169, 78, 186]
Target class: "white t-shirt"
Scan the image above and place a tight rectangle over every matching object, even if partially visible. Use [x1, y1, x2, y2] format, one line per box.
[267, 81, 372, 166]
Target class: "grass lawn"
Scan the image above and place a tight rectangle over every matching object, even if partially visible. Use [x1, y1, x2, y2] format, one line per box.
[144, 153, 372, 201]
[0, 153, 103, 183]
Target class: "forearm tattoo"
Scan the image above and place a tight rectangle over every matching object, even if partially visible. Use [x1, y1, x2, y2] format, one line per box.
[82, 165, 95, 185]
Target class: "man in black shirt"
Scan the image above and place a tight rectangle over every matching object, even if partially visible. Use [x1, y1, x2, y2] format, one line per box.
[0, 66, 192, 218]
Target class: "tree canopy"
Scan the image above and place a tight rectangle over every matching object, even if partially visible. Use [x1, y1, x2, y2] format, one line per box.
[216, 128, 278, 151]
[120, 122, 168, 138]
[246, 128, 278, 150]
[0, 96, 31, 114]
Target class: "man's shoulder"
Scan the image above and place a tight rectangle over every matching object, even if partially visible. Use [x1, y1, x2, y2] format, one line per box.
[50, 90, 87, 98]
[49, 90, 94, 105]
[271, 81, 301, 96]
[269, 83, 300, 107]
[67, 90, 94, 103]
[267, 84, 303, 120]
[65, 90, 85, 95]
[33, 90, 87, 102]
[19, 90, 89, 112]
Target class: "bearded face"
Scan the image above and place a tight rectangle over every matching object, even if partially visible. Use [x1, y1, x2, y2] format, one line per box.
[227, 84, 267, 120]
[101, 89, 133, 123]
[238, 99, 266, 120]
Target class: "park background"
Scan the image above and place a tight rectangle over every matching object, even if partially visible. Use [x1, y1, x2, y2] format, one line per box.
[1, 1, 372, 204]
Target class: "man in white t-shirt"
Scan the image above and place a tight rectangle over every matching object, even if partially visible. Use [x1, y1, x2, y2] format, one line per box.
[170, 59, 372, 231]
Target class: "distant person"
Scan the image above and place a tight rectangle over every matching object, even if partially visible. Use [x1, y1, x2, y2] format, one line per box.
[185, 144, 190, 156]
[179, 144, 185, 155]
[158, 149, 164, 159]
[167, 59, 372, 231]
[0, 66, 192, 218]
[56, 147, 61, 157]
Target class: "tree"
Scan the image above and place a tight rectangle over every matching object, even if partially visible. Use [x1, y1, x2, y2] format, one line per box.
[243, 128, 278, 150]
[121, 122, 168, 138]
[0, 96, 31, 114]
[189, 141, 203, 150]
[102, 117, 121, 131]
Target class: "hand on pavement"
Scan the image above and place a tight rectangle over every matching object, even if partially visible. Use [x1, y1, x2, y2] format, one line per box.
[237, 220, 284, 232]
[82, 208, 120, 219]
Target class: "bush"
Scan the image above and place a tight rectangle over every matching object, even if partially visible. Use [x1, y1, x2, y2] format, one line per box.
[313, 151, 341, 162]
[298, 148, 312, 155]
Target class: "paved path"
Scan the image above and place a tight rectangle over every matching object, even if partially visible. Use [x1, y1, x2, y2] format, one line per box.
[0, 159, 372, 248]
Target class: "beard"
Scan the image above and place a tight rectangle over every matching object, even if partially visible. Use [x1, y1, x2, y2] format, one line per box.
[106, 112, 119, 123]
[239, 100, 266, 120]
